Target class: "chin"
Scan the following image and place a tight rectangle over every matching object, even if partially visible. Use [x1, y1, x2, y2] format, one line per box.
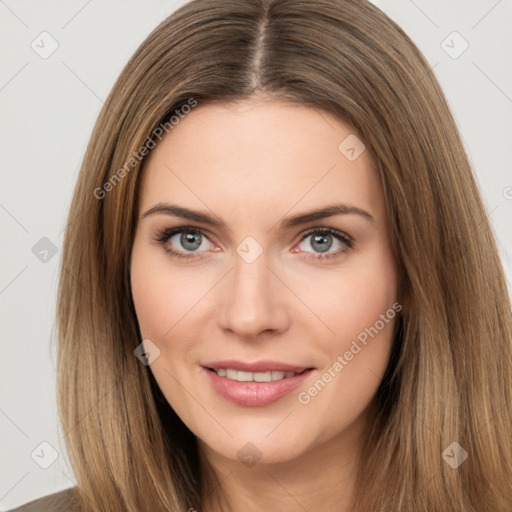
[206, 435, 311, 467]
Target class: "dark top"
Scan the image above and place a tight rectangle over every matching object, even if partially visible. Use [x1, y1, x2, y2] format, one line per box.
[8, 487, 79, 512]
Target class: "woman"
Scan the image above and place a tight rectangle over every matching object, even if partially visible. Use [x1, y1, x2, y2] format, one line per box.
[11, 0, 512, 510]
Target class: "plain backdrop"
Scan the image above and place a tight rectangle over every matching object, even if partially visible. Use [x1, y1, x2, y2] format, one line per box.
[1, 0, 511, 509]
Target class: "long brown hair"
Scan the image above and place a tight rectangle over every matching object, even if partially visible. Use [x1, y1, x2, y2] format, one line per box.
[56, 0, 512, 510]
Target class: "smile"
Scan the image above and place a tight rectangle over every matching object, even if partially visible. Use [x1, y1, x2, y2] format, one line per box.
[201, 361, 315, 407]
[210, 368, 304, 382]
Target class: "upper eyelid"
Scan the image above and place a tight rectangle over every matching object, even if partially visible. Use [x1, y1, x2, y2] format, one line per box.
[300, 226, 352, 240]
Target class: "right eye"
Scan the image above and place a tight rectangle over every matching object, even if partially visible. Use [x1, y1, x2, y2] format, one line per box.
[153, 227, 218, 260]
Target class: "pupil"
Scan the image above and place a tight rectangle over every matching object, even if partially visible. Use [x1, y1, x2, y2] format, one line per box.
[181, 231, 201, 251]
[312, 234, 332, 253]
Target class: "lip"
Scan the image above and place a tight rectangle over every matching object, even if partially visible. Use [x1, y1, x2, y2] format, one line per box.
[201, 360, 315, 407]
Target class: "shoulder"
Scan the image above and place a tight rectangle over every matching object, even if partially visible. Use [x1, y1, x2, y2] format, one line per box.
[7, 487, 80, 512]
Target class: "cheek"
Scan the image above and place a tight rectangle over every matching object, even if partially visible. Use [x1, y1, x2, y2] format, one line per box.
[306, 256, 398, 346]
[130, 244, 221, 380]
[300, 248, 398, 398]
[130, 241, 183, 342]
[130, 238, 196, 338]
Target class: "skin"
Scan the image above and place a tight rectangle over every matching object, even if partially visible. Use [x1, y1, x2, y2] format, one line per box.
[130, 94, 399, 512]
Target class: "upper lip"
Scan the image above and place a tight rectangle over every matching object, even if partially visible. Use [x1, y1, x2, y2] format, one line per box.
[203, 360, 313, 373]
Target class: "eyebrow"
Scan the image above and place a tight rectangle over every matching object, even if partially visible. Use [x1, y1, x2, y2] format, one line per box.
[141, 202, 375, 229]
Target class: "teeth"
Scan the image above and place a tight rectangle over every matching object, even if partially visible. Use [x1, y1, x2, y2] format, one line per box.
[226, 369, 238, 380]
[255, 371, 273, 382]
[236, 370, 253, 382]
[214, 368, 298, 382]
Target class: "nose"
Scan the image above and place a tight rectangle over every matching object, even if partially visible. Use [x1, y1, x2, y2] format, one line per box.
[218, 249, 290, 340]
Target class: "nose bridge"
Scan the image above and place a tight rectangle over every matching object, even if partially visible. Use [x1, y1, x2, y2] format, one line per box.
[233, 247, 270, 299]
[218, 242, 288, 337]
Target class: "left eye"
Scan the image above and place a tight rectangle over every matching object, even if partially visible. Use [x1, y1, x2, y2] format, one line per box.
[296, 229, 350, 254]
[291, 228, 354, 261]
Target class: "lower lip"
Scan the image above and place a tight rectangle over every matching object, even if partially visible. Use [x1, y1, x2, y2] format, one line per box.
[202, 367, 315, 407]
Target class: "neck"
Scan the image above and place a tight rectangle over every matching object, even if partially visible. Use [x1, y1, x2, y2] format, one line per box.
[198, 403, 376, 512]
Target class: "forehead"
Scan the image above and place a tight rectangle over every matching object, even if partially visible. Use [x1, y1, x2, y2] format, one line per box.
[138, 99, 383, 225]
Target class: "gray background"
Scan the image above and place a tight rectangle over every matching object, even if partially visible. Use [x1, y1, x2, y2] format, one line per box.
[1, 0, 511, 508]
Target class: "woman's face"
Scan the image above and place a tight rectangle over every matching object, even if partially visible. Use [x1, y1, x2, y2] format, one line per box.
[130, 97, 399, 465]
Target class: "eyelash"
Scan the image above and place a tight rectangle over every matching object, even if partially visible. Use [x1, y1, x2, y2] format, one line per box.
[152, 226, 354, 263]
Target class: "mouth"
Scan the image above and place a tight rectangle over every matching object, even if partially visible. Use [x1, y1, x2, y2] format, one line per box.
[201, 360, 316, 407]
[205, 367, 310, 382]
